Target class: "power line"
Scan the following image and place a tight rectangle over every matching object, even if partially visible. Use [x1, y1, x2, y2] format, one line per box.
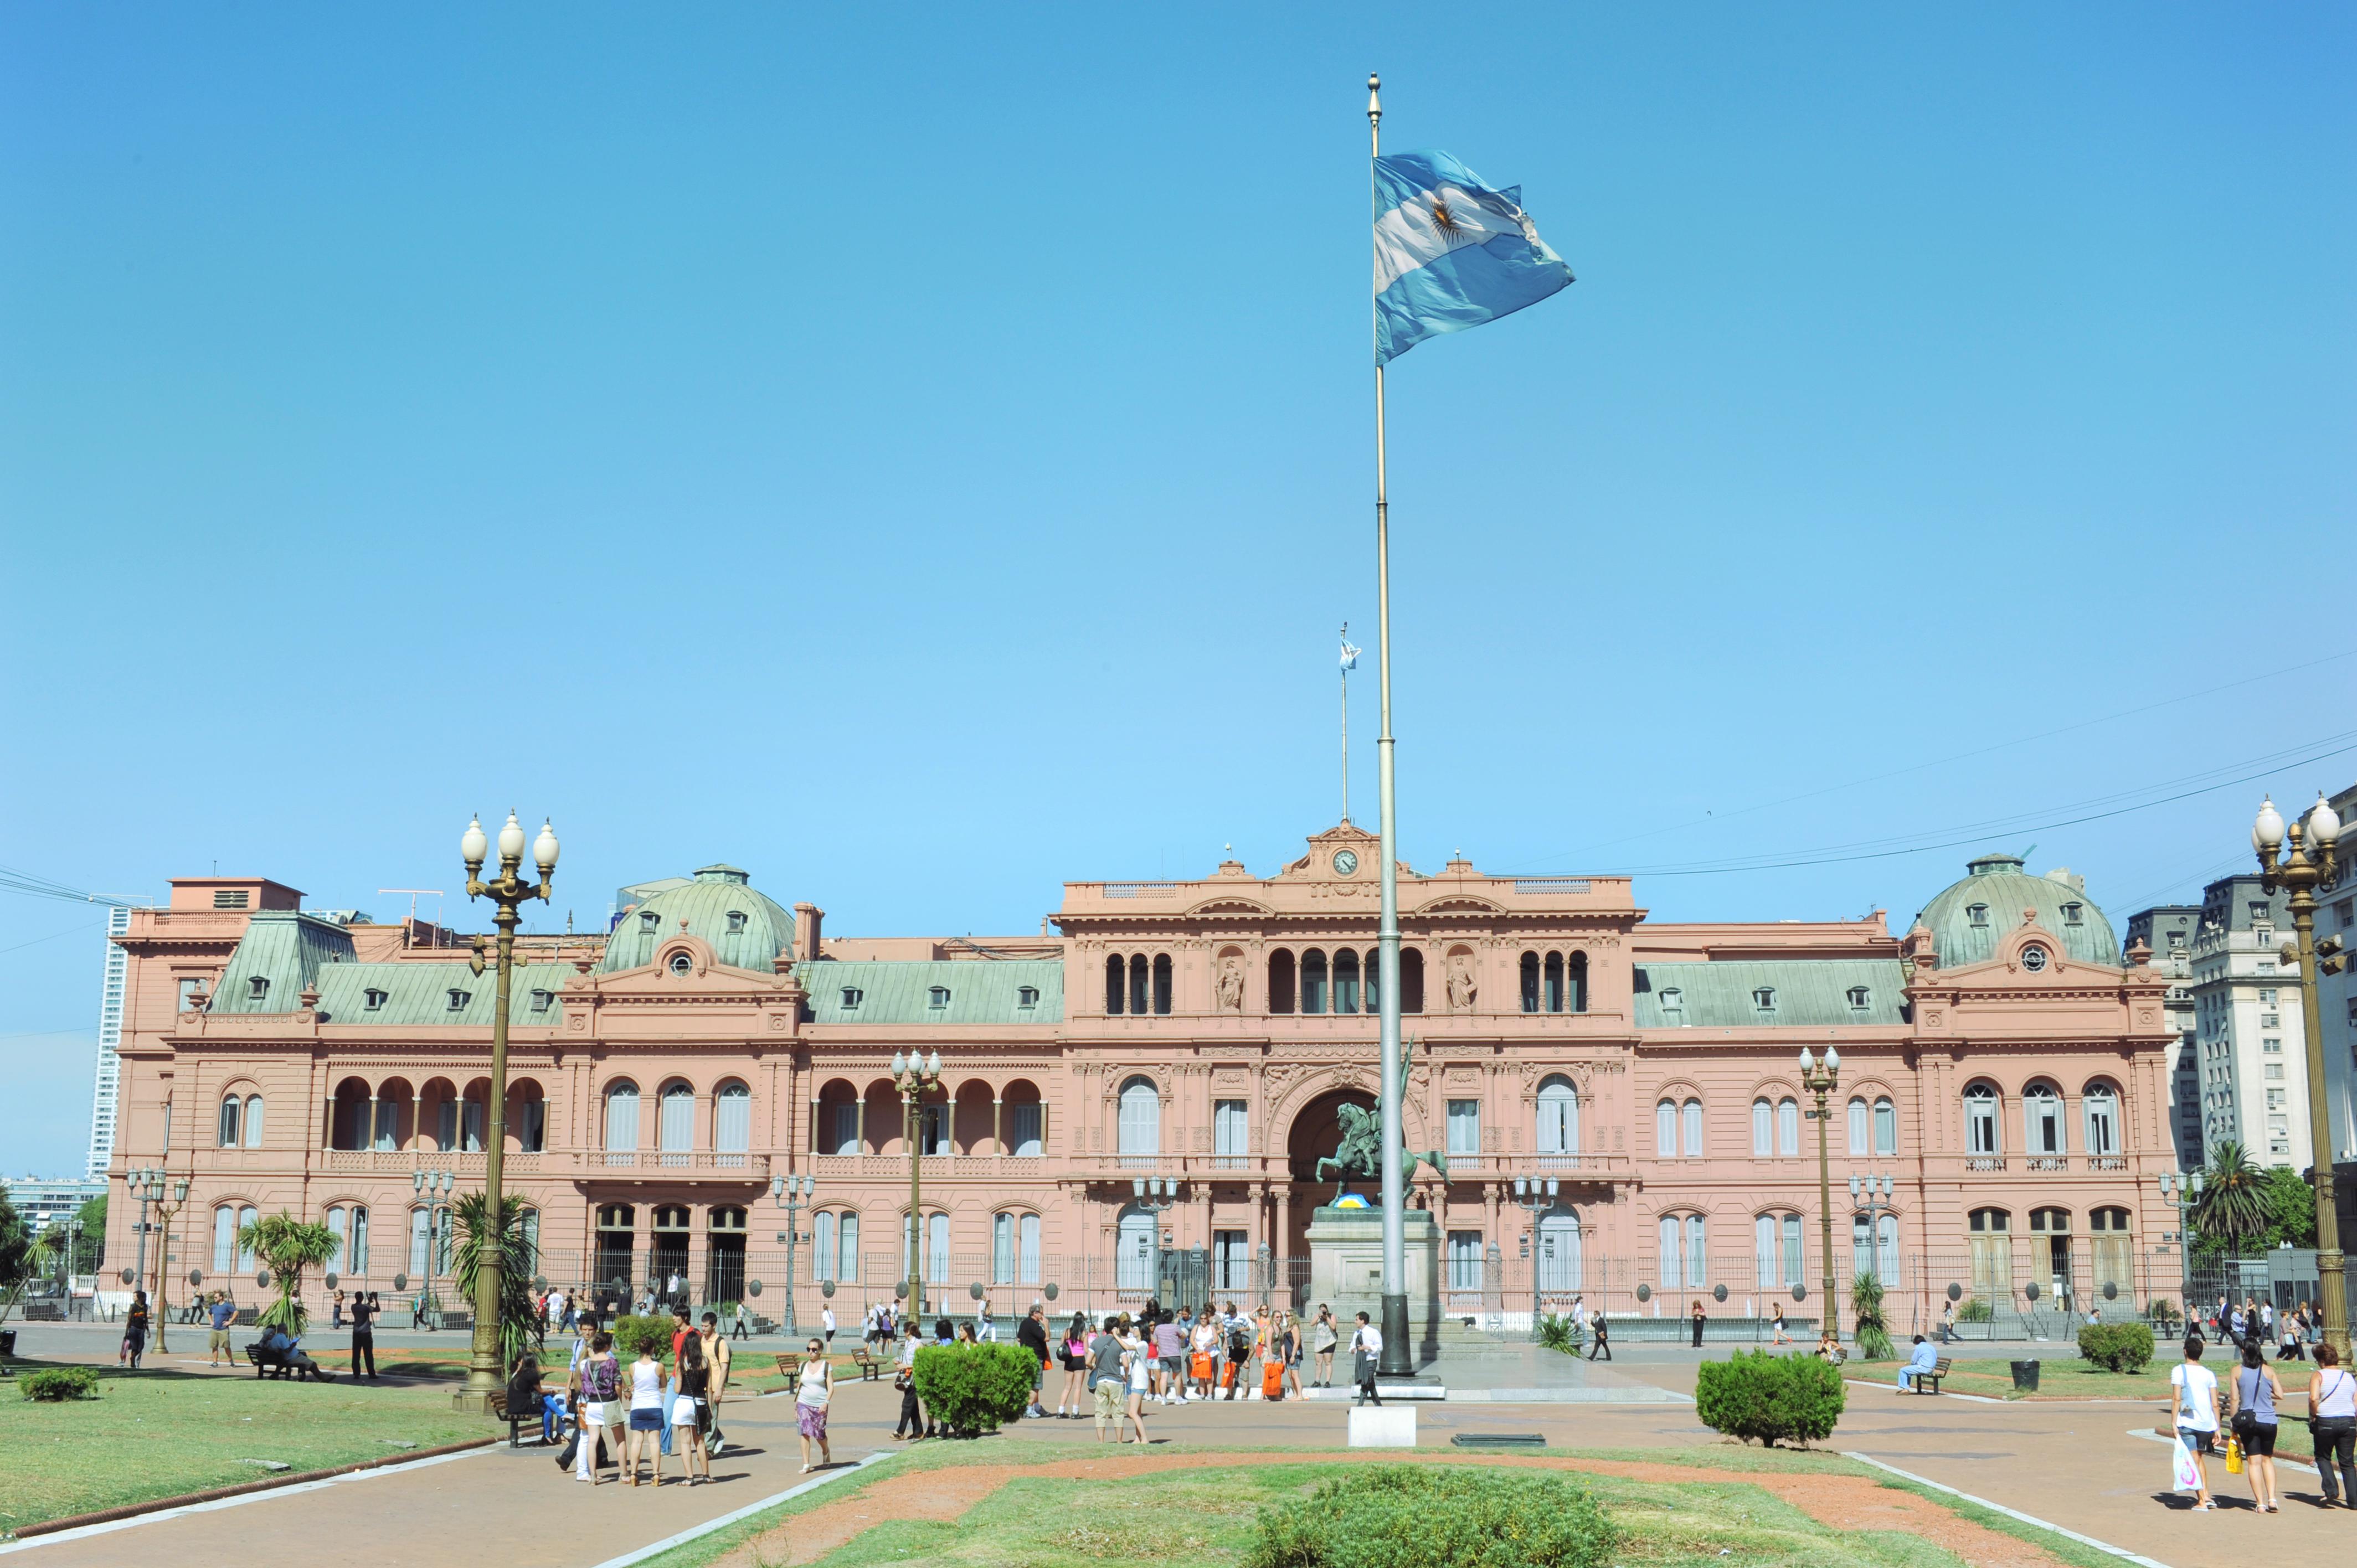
[0, 866, 145, 910]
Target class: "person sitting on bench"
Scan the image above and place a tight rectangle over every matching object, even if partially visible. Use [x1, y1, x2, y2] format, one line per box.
[1897, 1334, 1939, 1390]
[261, 1324, 330, 1379]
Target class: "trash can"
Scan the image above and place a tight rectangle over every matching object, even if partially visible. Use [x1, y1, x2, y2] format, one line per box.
[0, 1329, 17, 1359]
[2010, 1359, 2040, 1392]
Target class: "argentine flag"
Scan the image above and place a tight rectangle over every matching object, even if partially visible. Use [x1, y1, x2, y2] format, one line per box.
[1373, 150, 1574, 365]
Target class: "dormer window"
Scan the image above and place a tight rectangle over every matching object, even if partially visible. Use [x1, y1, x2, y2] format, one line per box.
[667, 952, 693, 976]
[529, 988, 554, 1013]
[928, 986, 950, 1009]
[639, 910, 659, 932]
[1658, 987, 1683, 1013]
[726, 910, 747, 935]
[446, 988, 471, 1011]
[2061, 902, 2084, 926]
[248, 976, 269, 1000]
[840, 987, 863, 1010]
[363, 987, 388, 1012]
[1847, 986, 1871, 1009]
[1753, 986, 1777, 1011]
[1017, 986, 1039, 1008]
[1965, 903, 1989, 927]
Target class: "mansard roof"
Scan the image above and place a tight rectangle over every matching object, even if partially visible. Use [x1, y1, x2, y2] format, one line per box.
[209, 911, 576, 1025]
[799, 959, 1064, 1025]
[1633, 959, 1908, 1027]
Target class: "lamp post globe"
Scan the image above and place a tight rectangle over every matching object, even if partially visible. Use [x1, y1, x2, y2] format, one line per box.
[2253, 796, 2284, 853]
[460, 815, 487, 869]
[533, 818, 560, 873]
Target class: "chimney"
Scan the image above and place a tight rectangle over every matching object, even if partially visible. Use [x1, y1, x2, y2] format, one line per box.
[793, 902, 824, 962]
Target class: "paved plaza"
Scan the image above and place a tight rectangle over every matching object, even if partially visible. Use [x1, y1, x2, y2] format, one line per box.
[6, 1322, 2346, 1567]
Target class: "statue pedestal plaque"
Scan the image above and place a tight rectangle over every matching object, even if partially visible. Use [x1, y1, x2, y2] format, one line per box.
[1305, 1205, 1441, 1367]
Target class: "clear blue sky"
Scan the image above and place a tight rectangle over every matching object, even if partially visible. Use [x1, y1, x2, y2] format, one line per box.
[3, 5, 2351, 1177]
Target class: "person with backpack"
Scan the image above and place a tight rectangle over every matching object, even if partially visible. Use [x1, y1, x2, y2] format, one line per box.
[1089, 1314, 1126, 1440]
[2307, 1342, 2357, 1508]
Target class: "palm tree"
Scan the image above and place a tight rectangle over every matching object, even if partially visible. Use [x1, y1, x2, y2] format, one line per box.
[453, 1192, 543, 1371]
[237, 1212, 339, 1335]
[1850, 1271, 1893, 1361]
[2191, 1141, 2269, 1254]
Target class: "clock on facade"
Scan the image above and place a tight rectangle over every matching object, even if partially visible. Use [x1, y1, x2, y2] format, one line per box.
[2021, 943, 2049, 972]
[1331, 849, 1359, 876]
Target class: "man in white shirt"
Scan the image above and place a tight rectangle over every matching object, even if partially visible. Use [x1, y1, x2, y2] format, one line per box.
[821, 1304, 837, 1348]
[2170, 1333, 2221, 1510]
[1350, 1311, 1383, 1406]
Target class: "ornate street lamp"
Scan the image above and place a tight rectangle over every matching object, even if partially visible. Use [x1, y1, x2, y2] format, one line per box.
[455, 811, 558, 1413]
[126, 1167, 164, 1310]
[1130, 1175, 1182, 1303]
[1510, 1175, 1560, 1342]
[1798, 1046, 1843, 1336]
[1849, 1170, 1895, 1315]
[2252, 792, 2347, 1359]
[772, 1173, 816, 1334]
[893, 1050, 944, 1318]
[2158, 1169, 2205, 1316]
[151, 1177, 189, 1350]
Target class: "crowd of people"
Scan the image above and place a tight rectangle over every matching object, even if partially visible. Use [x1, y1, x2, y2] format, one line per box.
[2169, 1327, 2353, 1513]
[498, 1306, 760, 1487]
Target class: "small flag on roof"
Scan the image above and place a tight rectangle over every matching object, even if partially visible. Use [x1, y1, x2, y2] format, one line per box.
[1373, 149, 1574, 365]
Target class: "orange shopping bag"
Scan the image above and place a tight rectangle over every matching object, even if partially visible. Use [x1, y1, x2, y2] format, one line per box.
[1262, 1360, 1283, 1400]
[1190, 1352, 1213, 1381]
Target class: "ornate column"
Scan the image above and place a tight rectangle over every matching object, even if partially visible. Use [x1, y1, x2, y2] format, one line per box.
[992, 1096, 1003, 1158]
[1274, 1182, 1292, 1271]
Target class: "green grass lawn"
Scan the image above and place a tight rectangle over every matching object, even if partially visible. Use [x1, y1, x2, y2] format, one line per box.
[638, 1442, 2119, 1568]
[0, 1366, 492, 1531]
[1932, 1356, 2170, 1401]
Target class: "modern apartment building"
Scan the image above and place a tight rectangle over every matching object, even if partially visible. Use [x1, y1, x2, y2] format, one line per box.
[2124, 904, 2201, 1169]
[2190, 874, 2307, 1167]
[85, 905, 131, 1178]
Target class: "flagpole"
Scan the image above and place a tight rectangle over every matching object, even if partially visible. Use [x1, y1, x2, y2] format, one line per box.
[1339, 623, 1351, 824]
[1368, 70, 1411, 1379]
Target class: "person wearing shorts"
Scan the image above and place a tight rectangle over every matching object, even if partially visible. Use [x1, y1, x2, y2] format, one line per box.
[2169, 1334, 2220, 1511]
[625, 1344, 667, 1486]
[1090, 1315, 1125, 1439]
[1152, 1313, 1185, 1405]
[673, 1334, 713, 1486]
[207, 1292, 235, 1365]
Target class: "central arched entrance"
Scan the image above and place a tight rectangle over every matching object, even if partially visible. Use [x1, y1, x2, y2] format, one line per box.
[1285, 1086, 1377, 1261]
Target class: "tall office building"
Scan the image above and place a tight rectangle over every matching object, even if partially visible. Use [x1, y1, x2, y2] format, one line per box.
[2124, 904, 2201, 1169]
[2190, 874, 2308, 1167]
[85, 905, 130, 1178]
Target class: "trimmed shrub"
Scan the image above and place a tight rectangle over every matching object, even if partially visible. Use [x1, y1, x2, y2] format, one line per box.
[21, 1366, 99, 1402]
[610, 1314, 676, 1361]
[1956, 1296, 1995, 1323]
[1244, 1464, 1615, 1568]
[1534, 1312, 1581, 1353]
[1694, 1349, 1845, 1447]
[2077, 1322, 2155, 1373]
[910, 1343, 1035, 1435]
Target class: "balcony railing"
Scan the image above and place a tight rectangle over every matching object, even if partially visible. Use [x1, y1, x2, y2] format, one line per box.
[319, 1150, 547, 1174]
[2026, 1156, 2068, 1173]
[1965, 1156, 2006, 1172]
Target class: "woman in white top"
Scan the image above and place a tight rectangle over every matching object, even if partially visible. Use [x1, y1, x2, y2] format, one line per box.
[2308, 1342, 2357, 1508]
[1120, 1325, 1152, 1445]
[795, 1335, 834, 1473]
[625, 1344, 667, 1487]
[2167, 1334, 2221, 1511]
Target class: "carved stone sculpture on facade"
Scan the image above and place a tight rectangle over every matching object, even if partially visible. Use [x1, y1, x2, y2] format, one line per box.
[1446, 954, 1477, 1011]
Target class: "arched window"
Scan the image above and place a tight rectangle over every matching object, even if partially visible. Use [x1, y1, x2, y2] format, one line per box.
[1751, 1098, 1773, 1158]
[1567, 951, 1588, 1013]
[515, 1084, 547, 1153]
[1754, 1212, 1804, 1288]
[1964, 1083, 1999, 1156]
[604, 1080, 640, 1165]
[1655, 1100, 1676, 1158]
[2082, 1083, 2119, 1158]
[460, 1085, 486, 1153]
[1116, 1205, 1157, 1290]
[1777, 1098, 1800, 1157]
[2091, 1205, 2131, 1299]
[1537, 1210, 1581, 1292]
[714, 1081, 751, 1159]
[1873, 1097, 1897, 1157]
[1681, 1098, 1703, 1158]
[1334, 949, 1361, 1014]
[1363, 947, 1382, 1013]
[218, 1095, 241, 1148]
[993, 1212, 1016, 1283]
[1268, 950, 1295, 1015]
[213, 1205, 239, 1272]
[929, 1213, 949, 1283]
[814, 1211, 837, 1281]
[2023, 1082, 2063, 1156]
[1660, 1213, 1706, 1289]
[1401, 948, 1425, 1013]
[1151, 954, 1172, 1015]
[1020, 1213, 1041, 1283]
[1300, 950, 1328, 1014]
[1536, 1076, 1579, 1157]
[234, 1204, 256, 1273]
[1543, 952, 1565, 1013]
[1117, 1076, 1160, 1164]
[1754, 1214, 1777, 1287]
[345, 1205, 370, 1273]
[1520, 952, 1541, 1014]
[658, 1082, 694, 1164]
[1658, 1214, 1680, 1288]
[1846, 1096, 1869, 1156]
[1968, 1206, 2013, 1299]
[1104, 955, 1125, 1014]
[1851, 1212, 1900, 1283]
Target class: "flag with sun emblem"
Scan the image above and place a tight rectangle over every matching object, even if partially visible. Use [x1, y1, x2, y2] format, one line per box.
[1373, 149, 1574, 364]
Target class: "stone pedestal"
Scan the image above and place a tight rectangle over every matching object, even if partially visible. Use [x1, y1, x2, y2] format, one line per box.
[1305, 1205, 1441, 1366]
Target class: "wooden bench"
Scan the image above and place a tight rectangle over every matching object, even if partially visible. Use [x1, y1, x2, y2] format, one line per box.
[244, 1341, 331, 1381]
[488, 1390, 549, 1447]
[1907, 1356, 1953, 1394]
[848, 1346, 883, 1381]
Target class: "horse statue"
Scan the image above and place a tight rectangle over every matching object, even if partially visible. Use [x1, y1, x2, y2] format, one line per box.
[1313, 1051, 1447, 1201]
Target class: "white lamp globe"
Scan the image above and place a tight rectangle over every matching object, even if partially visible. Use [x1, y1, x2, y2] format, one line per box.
[497, 811, 527, 862]
[891, 1050, 907, 1076]
[533, 818, 560, 872]
[927, 1051, 942, 1077]
[2253, 796, 2285, 852]
[1797, 1048, 1813, 1070]
[461, 816, 488, 866]
[1825, 1045, 1841, 1071]
[2309, 793, 2341, 848]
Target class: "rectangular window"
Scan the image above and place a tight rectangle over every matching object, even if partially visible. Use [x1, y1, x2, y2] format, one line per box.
[1214, 1230, 1248, 1291]
[2266, 1063, 2285, 1080]
[2265, 1038, 2282, 1053]
[920, 1103, 949, 1157]
[1448, 1230, 1484, 1290]
[1782, 1214, 1804, 1287]
[521, 1097, 547, 1152]
[830, 1102, 859, 1157]
[1213, 1100, 1248, 1164]
[1778, 1098, 1799, 1158]
[1447, 1099, 1481, 1157]
[1010, 1102, 1043, 1158]
[1681, 1100, 1703, 1158]
[1847, 1099, 1869, 1156]
[815, 1212, 837, 1282]
[1874, 1098, 1897, 1157]
[993, 1213, 1015, 1283]
[1752, 1100, 1772, 1158]
[838, 1213, 860, 1282]
[1020, 1213, 1041, 1283]
[1684, 1214, 1707, 1290]
[1754, 1215, 1777, 1288]
[1655, 1101, 1676, 1158]
[1658, 1215, 1681, 1289]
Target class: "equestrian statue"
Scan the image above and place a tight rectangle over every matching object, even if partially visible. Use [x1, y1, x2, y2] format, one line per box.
[1313, 1050, 1447, 1202]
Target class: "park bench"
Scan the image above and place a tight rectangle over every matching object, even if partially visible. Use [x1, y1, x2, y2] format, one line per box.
[244, 1340, 331, 1381]
[22, 1302, 65, 1322]
[488, 1389, 549, 1447]
[848, 1345, 884, 1381]
[1907, 1356, 1953, 1395]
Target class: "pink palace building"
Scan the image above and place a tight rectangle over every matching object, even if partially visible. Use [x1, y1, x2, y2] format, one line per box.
[100, 822, 2181, 1334]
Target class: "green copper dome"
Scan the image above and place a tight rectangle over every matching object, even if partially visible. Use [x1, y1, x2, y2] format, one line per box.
[599, 864, 796, 973]
[1912, 853, 2120, 969]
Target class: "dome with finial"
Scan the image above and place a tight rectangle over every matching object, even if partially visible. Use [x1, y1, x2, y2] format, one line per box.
[1911, 853, 2121, 969]
[599, 864, 795, 973]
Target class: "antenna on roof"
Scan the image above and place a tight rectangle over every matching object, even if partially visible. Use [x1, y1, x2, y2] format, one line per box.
[2018, 843, 2036, 863]
[378, 889, 446, 951]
